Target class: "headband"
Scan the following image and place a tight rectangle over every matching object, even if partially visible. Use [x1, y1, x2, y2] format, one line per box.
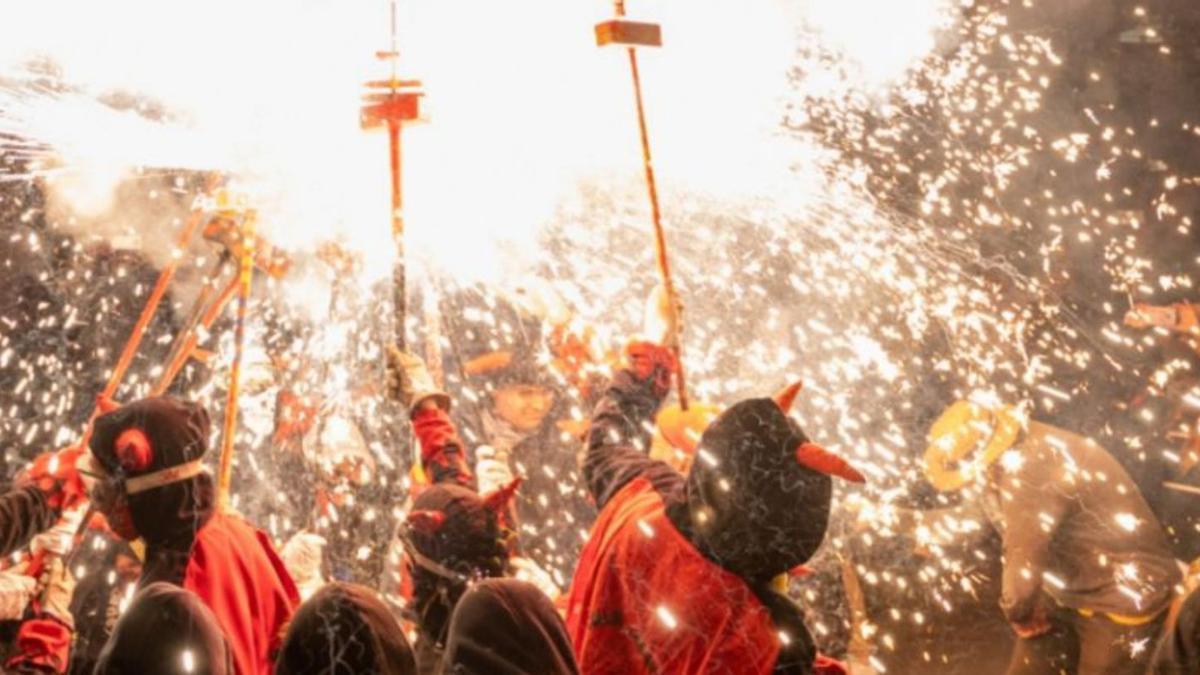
[123, 460, 208, 495]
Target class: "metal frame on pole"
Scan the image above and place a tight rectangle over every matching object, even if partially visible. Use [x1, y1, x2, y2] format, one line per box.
[362, 0, 423, 352]
[596, 1, 689, 409]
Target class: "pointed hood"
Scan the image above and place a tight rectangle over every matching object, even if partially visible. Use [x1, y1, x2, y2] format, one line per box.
[401, 483, 513, 644]
[88, 396, 215, 547]
[684, 398, 840, 583]
[276, 582, 416, 675]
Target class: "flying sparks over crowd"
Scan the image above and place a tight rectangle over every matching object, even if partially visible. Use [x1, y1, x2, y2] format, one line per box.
[1, 1, 1198, 673]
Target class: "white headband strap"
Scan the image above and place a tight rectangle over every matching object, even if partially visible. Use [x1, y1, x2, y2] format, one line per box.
[397, 527, 470, 584]
[124, 460, 208, 495]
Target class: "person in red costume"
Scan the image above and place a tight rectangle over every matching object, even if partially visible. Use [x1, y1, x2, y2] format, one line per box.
[86, 396, 299, 675]
[1, 442, 96, 673]
[387, 348, 563, 674]
[566, 336, 863, 675]
[2, 445, 90, 558]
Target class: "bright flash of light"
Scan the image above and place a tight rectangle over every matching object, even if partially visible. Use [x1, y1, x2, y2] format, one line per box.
[656, 604, 679, 630]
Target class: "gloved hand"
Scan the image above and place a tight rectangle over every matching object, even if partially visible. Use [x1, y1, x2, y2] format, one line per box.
[29, 506, 85, 558]
[624, 342, 677, 400]
[0, 571, 37, 621]
[385, 347, 451, 417]
[508, 556, 560, 599]
[475, 446, 515, 496]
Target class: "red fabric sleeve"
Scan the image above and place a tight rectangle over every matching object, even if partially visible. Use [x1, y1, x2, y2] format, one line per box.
[814, 654, 849, 674]
[411, 407, 473, 488]
[6, 616, 72, 673]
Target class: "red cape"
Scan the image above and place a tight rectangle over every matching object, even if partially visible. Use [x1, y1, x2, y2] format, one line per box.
[566, 478, 782, 674]
[182, 511, 299, 675]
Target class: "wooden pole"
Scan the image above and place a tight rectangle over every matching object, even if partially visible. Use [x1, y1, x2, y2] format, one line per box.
[100, 208, 206, 402]
[362, 0, 422, 352]
[81, 180, 219, 445]
[614, 0, 688, 409]
[390, 119, 407, 351]
[216, 214, 257, 509]
[152, 255, 229, 394]
[152, 272, 240, 396]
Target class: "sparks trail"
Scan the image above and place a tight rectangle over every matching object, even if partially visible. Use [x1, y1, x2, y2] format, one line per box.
[0, 1, 1196, 671]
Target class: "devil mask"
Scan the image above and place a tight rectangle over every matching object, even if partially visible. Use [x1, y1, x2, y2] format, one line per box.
[684, 387, 863, 584]
[399, 480, 519, 643]
[88, 396, 214, 545]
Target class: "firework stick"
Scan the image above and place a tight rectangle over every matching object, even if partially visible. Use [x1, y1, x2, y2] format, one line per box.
[216, 216, 257, 510]
[152, 272, 240, 396]
[386, 0, 410, 353]
[152, 255, 230, 394]
[361, 0, 418, 353]
[611, 0, 688, 409]
[389, 121, 408, 352]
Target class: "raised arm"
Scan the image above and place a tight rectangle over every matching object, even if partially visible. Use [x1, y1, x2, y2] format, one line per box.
[410, 404, 473, 489]
[0, 487, 57, 558]
[583, 342, 679, 509]
[386, 347, 473, 489]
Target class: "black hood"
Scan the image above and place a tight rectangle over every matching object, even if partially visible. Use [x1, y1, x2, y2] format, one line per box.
[442, 578, 578, 675]
[276, 582, 416, 675]
[406, 484, 509, 644]
[684, 398, 832, 583]
[90, 396, 211, 475]
[89, 396, 215, 548]
[94, 581, 232, 675]
[407, 484, 508, 579]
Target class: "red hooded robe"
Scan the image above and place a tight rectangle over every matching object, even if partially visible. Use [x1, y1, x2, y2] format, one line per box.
[182, 511, 299, 675]
[89, 397, 299, 675]
[568, 347, 850, 675]
[567, 477, 781, 673]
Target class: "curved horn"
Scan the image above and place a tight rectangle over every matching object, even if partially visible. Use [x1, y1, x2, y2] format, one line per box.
[795, 442, 865, 483]
[773, 381, 804, 414]
[482, 477, 523, 514]
[406, 510, 447, 536]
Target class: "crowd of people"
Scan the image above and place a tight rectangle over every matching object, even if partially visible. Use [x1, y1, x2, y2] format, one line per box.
[0, 285, 1197, 675]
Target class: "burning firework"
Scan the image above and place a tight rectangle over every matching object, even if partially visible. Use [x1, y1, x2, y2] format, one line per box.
[1, 1, 1199, 673]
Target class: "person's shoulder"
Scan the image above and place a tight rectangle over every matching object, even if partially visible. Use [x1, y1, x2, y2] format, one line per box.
[194, 510, 284, 558]
[603, 475, 667, 513]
